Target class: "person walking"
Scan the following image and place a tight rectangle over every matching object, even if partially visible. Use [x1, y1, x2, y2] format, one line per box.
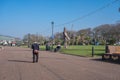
[31, 42, 40, 63]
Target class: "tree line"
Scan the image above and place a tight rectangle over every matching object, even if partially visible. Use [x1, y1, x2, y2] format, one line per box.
[23, 23, 120, 46]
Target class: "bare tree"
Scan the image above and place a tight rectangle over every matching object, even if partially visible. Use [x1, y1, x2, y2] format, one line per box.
[77, 28, 92, 45]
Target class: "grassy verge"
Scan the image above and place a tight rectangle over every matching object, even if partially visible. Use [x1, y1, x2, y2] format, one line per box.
[60, 45, 105, 57]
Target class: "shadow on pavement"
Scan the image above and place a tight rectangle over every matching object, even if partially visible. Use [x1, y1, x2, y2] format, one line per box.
[8, 60, 33, 63]
[91, 58, 120, 65]
[40, 57, 67, 60]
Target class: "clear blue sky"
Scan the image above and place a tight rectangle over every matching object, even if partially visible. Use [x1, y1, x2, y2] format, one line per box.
[0, 0, 120, 38]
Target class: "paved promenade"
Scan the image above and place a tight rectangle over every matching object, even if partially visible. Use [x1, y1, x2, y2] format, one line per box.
[0, 47, 120, 80]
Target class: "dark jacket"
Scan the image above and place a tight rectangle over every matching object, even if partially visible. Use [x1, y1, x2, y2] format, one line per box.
[31, 43, 40, 51]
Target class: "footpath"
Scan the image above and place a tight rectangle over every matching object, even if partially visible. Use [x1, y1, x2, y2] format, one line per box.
[0, 47, 120, 80]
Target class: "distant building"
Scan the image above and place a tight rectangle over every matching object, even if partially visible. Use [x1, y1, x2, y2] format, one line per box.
[0, 35, 21, 46]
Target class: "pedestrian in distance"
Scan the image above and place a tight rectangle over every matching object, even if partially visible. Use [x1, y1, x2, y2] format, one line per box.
[31, 42, 40, 63]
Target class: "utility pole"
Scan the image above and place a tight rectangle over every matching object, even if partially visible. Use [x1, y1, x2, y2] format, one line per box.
[36, 32, 38, 42]
[51, 21, 54, 49]
[71, 24, 74, 45]
[28, 33, 30, 48]
[71, 24, 73, 37]
[118, 0, 120, 12]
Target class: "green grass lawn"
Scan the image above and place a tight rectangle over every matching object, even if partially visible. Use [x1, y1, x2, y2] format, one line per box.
[59, 45, 105, 57]
[21, 45, 105, 57]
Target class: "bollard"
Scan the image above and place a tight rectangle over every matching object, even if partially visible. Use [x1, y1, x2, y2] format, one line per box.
[92, 46, 94, 57]
[105, 45, 108, 53]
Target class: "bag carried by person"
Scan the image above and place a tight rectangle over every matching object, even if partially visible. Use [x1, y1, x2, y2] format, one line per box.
[34, 50, 39, 54]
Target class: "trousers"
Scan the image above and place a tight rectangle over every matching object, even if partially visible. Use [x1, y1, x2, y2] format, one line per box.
[33, 53, 39, 63]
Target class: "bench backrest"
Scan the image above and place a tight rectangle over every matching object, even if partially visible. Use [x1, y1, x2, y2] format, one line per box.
[108, 46, 120, 54]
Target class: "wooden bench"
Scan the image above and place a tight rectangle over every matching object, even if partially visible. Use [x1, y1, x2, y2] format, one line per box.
[102, 46, 120, 61]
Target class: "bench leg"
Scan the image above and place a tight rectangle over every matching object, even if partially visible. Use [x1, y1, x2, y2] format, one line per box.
[102, 55, 105, 60]
[102, 54, 111, 60]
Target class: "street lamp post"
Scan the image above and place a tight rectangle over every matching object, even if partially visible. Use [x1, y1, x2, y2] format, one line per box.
[92, 32, 95, 57]
[51, 21, 54, 49]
